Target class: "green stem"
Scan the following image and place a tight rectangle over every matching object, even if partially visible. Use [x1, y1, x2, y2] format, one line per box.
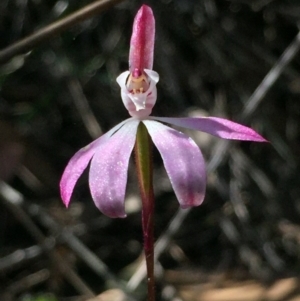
[134, 122, 155, 301]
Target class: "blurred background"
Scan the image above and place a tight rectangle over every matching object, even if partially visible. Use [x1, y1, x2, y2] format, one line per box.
[1, 0, 300, 300]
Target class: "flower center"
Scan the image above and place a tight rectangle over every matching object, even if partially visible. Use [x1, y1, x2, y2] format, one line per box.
[126, 68, 149, 95]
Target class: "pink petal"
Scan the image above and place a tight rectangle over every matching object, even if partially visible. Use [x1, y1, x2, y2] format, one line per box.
[60, 119, 131, 207]
[89, 119, 139, 218]
[151, 117, 267, 142]
[129, 5, 155, 73]
[143, 120, 206, 208]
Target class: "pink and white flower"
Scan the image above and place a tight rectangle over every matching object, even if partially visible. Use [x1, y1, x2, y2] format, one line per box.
[60, 5, 266, 218]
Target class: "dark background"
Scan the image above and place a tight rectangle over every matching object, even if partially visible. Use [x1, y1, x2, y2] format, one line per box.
[1, 0, 300, 300]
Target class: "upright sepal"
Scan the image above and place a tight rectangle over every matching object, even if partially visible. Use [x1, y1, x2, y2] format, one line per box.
[129, 5, 155, 74]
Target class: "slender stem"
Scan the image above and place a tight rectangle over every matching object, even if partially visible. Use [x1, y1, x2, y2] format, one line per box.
[0, 0, 124, 65]
[134, 122, 155, 301]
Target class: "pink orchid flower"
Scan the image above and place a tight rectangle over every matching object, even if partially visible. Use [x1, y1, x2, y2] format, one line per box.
[60, 5, 266, 218]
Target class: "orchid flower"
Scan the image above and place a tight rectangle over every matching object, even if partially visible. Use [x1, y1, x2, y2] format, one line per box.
[60, 5, 266, 219]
